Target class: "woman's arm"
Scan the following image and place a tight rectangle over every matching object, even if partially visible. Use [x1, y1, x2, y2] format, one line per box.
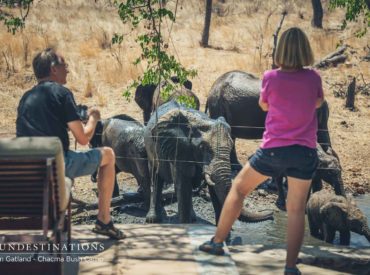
[259, 97, 269, 111]
[316, 95, 324, 109]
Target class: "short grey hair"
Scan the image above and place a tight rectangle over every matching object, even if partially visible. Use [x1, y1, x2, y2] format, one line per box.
[32, 48, 61, 80]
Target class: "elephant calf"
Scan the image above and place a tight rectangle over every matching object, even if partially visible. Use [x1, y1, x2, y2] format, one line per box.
[306, 189, 370, 245]
[144, 101, 273, 224]
[90, 114, 151, 207]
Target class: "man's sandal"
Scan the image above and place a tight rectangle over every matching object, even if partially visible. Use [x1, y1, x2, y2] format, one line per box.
[284, 266, 301, 275]
[199, 237, 225, 256]
[92, 220, 126, 240]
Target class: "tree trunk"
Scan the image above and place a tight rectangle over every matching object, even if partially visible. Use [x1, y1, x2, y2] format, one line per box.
[345, 77, 356, 110]
[201, 0, 212, 47]
[365, 0, 370, 10]
[311, 0, 323, 28]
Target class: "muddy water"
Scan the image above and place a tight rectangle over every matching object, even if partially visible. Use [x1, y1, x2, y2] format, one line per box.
[92, 180, 370, 249]
[231, 194, 370, 248]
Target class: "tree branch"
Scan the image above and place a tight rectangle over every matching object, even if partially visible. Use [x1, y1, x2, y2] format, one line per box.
[271, 11, 287, 69]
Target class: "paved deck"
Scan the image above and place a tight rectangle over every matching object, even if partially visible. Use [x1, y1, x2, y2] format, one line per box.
[1, 224, 370, 274]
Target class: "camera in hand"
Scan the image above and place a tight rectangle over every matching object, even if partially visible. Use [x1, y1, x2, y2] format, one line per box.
[76, 104, 89, 122]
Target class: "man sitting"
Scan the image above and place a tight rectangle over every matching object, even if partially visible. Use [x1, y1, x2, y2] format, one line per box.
[16, 48, 125, 239]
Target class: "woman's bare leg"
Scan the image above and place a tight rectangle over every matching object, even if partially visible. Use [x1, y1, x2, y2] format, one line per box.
[213, 163, 268, 243]
[285, 176, 312, 269]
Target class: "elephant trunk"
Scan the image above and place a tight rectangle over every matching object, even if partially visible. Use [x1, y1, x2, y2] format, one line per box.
[203, 135, 274, 223]
[204, 158, 232, 203]
[336, 172, 346, 197]
[361, 225, 370, 243]
[203, 159, 231, 185]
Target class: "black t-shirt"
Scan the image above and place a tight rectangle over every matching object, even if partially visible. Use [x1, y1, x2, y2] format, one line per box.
[16, 81, 80, 152]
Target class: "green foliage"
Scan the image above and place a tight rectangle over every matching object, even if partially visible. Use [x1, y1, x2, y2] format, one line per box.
[115, 0, 197, 100]
[0, 0, 33, 34]
[329, 0, 370, 36]
[176, 94, 197, 109]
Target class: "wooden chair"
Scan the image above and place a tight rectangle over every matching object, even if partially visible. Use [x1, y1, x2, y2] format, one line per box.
[0, 137, 72, 275]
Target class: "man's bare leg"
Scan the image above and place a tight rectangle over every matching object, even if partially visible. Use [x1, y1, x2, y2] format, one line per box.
[97, 147, 115, 224]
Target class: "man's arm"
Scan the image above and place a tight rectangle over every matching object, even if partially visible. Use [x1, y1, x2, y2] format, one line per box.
[68, 108, 100, 146]
[259, 97, 269, 112]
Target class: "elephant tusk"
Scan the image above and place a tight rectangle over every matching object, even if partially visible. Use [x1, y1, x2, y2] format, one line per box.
[205, 174, 216, 186]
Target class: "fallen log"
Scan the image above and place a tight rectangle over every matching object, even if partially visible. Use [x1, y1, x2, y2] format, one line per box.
[314, 45, 347, 68]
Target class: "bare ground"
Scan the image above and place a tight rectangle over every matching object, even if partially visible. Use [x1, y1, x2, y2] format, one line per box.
[0, 0, 369, 225]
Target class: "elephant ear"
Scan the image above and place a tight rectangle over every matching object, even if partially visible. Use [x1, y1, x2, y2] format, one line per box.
[191, 137, 202, 148]
[217, 116, 226, 123]
[320, 201, 348, 228]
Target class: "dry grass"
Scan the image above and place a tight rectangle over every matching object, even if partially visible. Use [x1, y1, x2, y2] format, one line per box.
[0, 0, 369, 193]
[79, 39, 101, 59]
[83, 74, 95, 98]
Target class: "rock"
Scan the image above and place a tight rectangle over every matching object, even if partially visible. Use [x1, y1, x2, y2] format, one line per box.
[356, 186, 365, 195]
[340, 121, 348, 127]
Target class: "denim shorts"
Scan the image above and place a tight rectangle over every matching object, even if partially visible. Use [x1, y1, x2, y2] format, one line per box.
[249, 145, 318, 180]
[64, 149, 102, 179]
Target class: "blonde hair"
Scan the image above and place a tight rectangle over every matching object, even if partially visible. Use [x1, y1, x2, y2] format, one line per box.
[274, 27, 314, 69]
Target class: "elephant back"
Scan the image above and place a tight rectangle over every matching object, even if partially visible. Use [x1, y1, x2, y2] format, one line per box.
[208, 71, 261, 108]
[103, 118, 144, 148]
[149, 100, 218, 128]
[102, 114, 142, 137]
[152, 81, 199, 111]
[206, 71, 266, 139]
[108, 113, 140, 124]
[90, 114, 140, 148]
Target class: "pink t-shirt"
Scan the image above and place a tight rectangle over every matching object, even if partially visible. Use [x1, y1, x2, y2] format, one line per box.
[260, 68, 323, 149]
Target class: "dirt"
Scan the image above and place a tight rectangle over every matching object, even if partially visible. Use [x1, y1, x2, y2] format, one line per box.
[71, 176, 280, 226]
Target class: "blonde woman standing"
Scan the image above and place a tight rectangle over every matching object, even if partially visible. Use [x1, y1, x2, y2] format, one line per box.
[199, 27, 324, 275]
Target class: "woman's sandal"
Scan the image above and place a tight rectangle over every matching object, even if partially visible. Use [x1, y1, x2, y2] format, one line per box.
[199, 237, 225, 256]
[92, 220, 126, 240]
[284, 266, 302, 275]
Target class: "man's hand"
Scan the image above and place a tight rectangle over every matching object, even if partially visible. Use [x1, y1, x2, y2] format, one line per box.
[88, 107, 101, 121]
[68, 107, 101, 146]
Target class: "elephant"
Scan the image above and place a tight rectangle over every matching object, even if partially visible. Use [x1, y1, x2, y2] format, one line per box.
[90, 114, 151, 207]
[275, 143, 345, 210]
[152, 81, 200, 113]
[206, 70, 333, 171]
[144, 100, 273, 224]
[134, 76, 194, 125]
[306, 189, 370, 245]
